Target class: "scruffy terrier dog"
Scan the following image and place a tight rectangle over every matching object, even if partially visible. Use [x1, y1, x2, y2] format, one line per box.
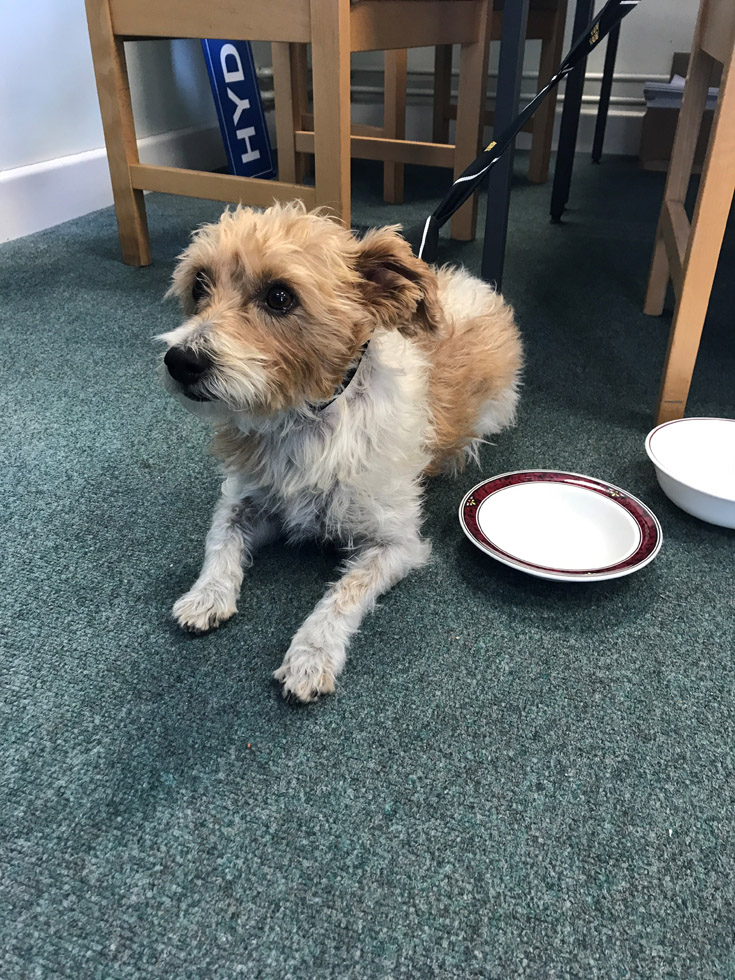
[159, 203, 522, 702]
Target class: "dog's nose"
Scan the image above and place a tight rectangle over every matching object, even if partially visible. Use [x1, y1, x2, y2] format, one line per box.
[164, 346, 212, 386]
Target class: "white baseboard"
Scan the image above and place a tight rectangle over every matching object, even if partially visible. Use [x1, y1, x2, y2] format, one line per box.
[351, 102, 646, 159]
[0, 124, 226, 243]
[550, 105, 645, 157]
[259, 62, 653, 158]
[1, 98, 644, 246]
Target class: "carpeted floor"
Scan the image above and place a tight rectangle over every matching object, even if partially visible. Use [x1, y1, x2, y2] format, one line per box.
[1, 155, 734, 980]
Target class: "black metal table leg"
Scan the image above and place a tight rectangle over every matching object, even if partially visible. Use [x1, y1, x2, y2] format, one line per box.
[480, 0, 530, 289]
[550, 0, 594, 223]
[592, 21, 621, 163]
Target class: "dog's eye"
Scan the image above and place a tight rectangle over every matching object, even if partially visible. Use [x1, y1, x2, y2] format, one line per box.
[192, 271, 210, 305]
[264, 283, 296, 314]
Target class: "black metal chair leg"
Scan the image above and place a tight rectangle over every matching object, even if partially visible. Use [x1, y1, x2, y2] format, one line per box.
[550, 0, 594, 223]
[481, 0, 530, 289]
[592, 21, 621, 163]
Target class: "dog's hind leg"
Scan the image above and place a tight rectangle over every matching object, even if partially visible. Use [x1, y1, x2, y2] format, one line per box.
[274, 531, 431, 703]
[173, 477, 277, 633]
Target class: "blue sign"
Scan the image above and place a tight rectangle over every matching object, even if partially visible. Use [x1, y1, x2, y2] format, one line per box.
[201, 39, 276, 180]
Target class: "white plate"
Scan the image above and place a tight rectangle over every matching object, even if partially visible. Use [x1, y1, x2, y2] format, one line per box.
[459, 470, 663, 582]
[646, 417, 735, 528]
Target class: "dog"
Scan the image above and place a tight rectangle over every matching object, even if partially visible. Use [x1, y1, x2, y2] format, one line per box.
[158, 203, 522, 702]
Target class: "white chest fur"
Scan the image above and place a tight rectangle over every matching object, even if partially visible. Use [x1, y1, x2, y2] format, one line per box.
[224, 331, 432, 546]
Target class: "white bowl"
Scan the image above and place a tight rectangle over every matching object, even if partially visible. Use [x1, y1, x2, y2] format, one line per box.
[645, 417, 735, 528]
[459, 471, 662, 582]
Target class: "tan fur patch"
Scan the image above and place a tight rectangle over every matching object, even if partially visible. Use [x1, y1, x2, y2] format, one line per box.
[417, 270, 523, 475]
[354, 226, 443, 336]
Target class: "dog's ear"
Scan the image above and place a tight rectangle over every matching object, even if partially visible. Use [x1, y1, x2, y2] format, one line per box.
[353, 227, 441, 336]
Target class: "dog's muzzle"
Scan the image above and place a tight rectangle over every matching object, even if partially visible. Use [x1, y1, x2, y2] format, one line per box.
[164, 346, 213, 401]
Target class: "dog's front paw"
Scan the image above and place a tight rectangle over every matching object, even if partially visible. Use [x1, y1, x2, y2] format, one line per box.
[274, 640, 341, 703]
[172, 585, 237, 633]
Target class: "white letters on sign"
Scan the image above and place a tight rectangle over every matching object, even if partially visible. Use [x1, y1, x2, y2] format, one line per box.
[219, 43, 261, 165]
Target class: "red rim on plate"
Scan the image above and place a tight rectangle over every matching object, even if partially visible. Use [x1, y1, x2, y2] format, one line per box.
[459, 470, 662, 581]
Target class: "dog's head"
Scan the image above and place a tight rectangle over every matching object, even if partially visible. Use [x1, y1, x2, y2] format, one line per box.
[158, 202, 440, 420]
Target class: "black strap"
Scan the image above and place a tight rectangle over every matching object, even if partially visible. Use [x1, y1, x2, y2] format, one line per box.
[310, 338, 371, 412]
[417, 0, 642, 264]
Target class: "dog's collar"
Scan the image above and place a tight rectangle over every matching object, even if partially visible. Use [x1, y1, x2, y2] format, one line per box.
[310, 339, 371, 411]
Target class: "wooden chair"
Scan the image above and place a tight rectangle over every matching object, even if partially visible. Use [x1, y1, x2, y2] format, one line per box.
[273, 0, 493, 243]
[85, 0, 491, 265]
[272, 42, 415, 208]
[277, 0, 566, 219]
[644, 0, 735, 424]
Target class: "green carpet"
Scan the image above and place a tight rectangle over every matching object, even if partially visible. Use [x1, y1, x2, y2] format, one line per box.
[2, 156, 734, 980]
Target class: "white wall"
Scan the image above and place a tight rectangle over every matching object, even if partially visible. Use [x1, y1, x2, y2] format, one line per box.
[407, 0, 700, 90]
[582, 0, 699, 83]
[0, 0, 700, 242]
[1, 5, 214, 171]
[348, 0, 700, 153]
[0, 0, 224, 241]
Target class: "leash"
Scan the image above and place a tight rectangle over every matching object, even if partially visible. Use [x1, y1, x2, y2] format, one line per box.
[417, 0, 642, 263]
[320, 0, 641, 410]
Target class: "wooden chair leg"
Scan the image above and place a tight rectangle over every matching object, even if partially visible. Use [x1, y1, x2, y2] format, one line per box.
[644, 48, 714, 316]
[273, 43, 311, 186]
[450, 0, 491, 241]
[528, 3, 567, 184]
[655, 51, 735, 424]
[273, 42, 298, 184]
[85, 0, 150, 266]
[383, 49, 407, 204]
[311, 0, 351, 224]
[291, 45, 311, 183]
[433, 45, 453, 144]
[644, 236, 671, 318]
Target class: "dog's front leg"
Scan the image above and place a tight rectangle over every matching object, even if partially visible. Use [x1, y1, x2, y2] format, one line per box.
[173, 478, 275, 633]
[274, 532, 431, 702]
